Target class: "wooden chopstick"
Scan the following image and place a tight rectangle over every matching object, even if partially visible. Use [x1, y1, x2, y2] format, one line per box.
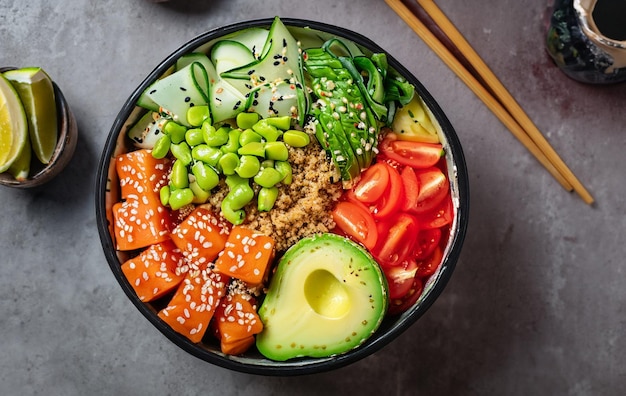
[385, 0, 594, 204]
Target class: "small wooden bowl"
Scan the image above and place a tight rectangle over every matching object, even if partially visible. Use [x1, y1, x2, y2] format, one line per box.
[0, 67, 78, 188]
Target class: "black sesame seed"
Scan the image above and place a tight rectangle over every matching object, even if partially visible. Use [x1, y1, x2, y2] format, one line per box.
[282, 38, 287, 47]
[273, 61, 281, 66]
[180, 87, 187, 91]
[184, 97, 191, 102]
[149, 89, 157, 94]
[247, 69, 255, 76]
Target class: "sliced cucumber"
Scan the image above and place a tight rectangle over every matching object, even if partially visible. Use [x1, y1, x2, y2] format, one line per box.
[245, 80, 304, 121]
[176, 52, 212, 71]
[127, 111, 167, 149]
[211, 40, 256, 76]
[142, 62, 210, 127]
[223, 27, 270, 59]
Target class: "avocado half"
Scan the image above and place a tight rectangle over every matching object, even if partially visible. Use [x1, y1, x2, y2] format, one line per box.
[256, 233, 388, 361]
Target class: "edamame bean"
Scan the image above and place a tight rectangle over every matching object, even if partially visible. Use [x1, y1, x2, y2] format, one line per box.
[283, 130, 310, 147]
[169, 188, 194, 210]
[190, 181, 210, 204]
[170, 142, 193, 165]
[235, 155, 261, 179]
[258, 186, 279, 212]
[202, 123, 229, 147]
[186, 105, 210, 127]
[191, 161, 219, 191]
[264, 141, 289, 161]
[236, 112, 260, 130]
[239, 129, 263, 146]
[274, 161, 293, 184]
[192, 144, 222, 167]
[221, 200, 245, 225]
[225, 174, 247, 189]
[264, 115, 291, 130]
[159, 185, 170, 206]
[238, 142, 266, 157]
[218, 152, 240, 175]
[261, 159, 275, 169]
[164, 121, 187, 144]
[170, 159, 189, 189]
[185, 128, 205, 147]
[225, 182, 254, 210]
[252, 119, 282, 142]
[221, 128, 242, 153]
[152, 134, 171, 159]
[254, 167, 283, 188]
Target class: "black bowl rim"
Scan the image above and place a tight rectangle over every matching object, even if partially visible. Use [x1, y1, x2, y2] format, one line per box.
[95, 17, 469, 376]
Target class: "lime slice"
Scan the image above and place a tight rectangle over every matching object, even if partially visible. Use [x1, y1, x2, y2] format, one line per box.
[8, 134, 31, 181]
[4, 67, 58, 164]
[0, 74, 28, 173]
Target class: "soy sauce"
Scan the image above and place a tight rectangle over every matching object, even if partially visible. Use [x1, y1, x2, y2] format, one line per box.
[592, 0, 626, 41]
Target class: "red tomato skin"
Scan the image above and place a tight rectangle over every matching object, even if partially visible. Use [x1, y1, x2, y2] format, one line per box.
[389, 140, 444, 169]
[332, 200, 379, 251]
[413, 228, 442, 261]
[412, 167, 449, 214]
[400, 166, 419, 212]
[416, 192, 454, 229]
[371, 162, 404, 220]
[416, 245, 444, 279]
[353, 162, 390, 204]
[384, 259, 418, 299]
[387, 276, 424, 316]
[372, 213, 419, 268]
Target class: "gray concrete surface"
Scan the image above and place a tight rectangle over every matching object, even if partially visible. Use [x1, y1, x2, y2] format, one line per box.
[1, 0, 625, 394]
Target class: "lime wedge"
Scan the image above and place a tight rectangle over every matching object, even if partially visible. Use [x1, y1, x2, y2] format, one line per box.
[0, 74, 28, 173]
[4, 67, 58, 164]
[8, 134, 31, 181]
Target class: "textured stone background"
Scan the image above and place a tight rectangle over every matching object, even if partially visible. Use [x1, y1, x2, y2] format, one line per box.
[1, 0, 625, 394]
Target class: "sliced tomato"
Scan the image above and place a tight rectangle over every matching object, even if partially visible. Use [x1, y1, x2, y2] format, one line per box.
[371, 162, 404, 220]
[372, 213, 419, 267]
[412, 167, 449, 214]
[416, 245, 444, 279]
[400, 166, 419, 212]
[413, 228, 442, 261]
[352, 162, 390, 204]
[332, 200, 378, 251]
[416, 192, 454, 229]
[387, 276, 424, 316]
[384, 259, 418, 299]
[379, 133, 444, 168]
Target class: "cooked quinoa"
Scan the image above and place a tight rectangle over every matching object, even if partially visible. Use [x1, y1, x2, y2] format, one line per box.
[202, 142, 343, 252]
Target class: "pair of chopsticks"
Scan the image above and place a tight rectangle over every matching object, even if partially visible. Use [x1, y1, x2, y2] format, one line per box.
[385, 0, 594, 205]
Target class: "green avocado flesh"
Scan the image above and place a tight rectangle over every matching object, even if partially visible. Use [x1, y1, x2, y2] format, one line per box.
[256, 233, 388, 361]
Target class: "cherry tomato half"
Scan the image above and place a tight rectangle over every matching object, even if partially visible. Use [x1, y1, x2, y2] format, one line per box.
[384, 259, 418, 299]
[379, 133, 444, 169]
[332, 200, 378, 251]
[353, 162, 390, 204]
[416, 192, 453, 229]
[416, 245, 444, 279]
[400, 166, 419, 212]
[413, 228, 442, 261]
[371, 162, 404, 220]
[413, 167, 449, 214]
[372, 212, 419, 267]
[387, 276, 424, 316]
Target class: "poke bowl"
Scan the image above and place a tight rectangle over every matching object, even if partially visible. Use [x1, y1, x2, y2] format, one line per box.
[95, 17, 469, 375]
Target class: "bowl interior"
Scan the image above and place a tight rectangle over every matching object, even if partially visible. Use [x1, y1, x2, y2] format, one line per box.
[96, 18, 469, 375]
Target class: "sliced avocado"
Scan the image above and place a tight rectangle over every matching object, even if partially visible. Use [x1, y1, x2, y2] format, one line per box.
[391, 96, 440, 144]
[256, 233, 388, 361]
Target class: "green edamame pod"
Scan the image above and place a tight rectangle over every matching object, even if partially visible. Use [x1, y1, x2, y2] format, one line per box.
[218, 152, 240, 175]
[283, 130, 310, 147]
[191, 161, 219, 191]
[238, 142, 266, 157]
[152, 134, 171, 159]
[186, 105, 210, 127]
[170, 159, 189, 189]
[221, 128, 242, 153]
[274, 160, 293, 184]
[185, 128, 205, 147]
[258, 186, 279, 212]
[235, 155, 261, 179]
[239, 129, 263, 146]
[164, 121, 187, 144]
[254, 167, 284, 188]
[265, 141, 289, 161]
[236, 112, 260, 130]
[224, 182, 254, 210]
[192, 144, 223, 167]
[169, 188, 194, 210]
[202, 123, 229, 147]
[190, 181, 210, 204]
[159, 185, 170, 206]
[170, 142, 193, 166]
